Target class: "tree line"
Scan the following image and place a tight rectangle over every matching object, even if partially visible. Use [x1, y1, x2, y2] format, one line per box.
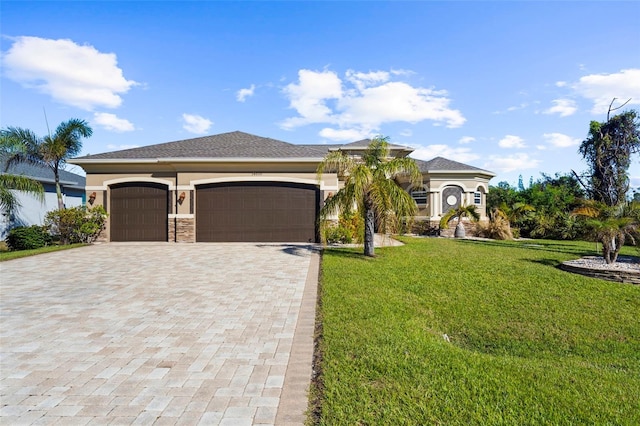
[487, 105, 640, 263]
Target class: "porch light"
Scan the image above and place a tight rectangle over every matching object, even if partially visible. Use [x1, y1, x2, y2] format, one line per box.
[88, 192, 97, 205]
[178, 192, 186, 204]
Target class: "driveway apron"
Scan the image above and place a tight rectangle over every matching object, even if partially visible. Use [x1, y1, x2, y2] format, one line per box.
[0, 243, 318, 425]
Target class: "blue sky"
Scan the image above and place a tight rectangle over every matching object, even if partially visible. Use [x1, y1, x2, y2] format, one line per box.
[2, 1, 639, 188]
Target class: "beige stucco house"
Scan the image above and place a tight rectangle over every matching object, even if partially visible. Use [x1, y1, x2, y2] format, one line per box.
[70, 131, 494, 243]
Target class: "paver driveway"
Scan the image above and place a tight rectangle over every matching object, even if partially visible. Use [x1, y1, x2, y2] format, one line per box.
[1, 243, 319, 425]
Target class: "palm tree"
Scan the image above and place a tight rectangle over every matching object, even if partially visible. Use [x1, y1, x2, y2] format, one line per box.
[317, 136, 422, 257]
[1, 135, 45, 217]
[495, 201, 535, 238]
[573, 200, 639, 264]
[2, 118, 92, 210]
[439, 204, 480, 238]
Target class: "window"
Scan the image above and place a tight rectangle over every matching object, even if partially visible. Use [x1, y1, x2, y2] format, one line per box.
[411, 187, 428, 205]
[474, 191, 482, 205]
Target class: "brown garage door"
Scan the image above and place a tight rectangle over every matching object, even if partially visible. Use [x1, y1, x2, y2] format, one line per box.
[196, 182, 319, 242]
[110, 183, 168, 241]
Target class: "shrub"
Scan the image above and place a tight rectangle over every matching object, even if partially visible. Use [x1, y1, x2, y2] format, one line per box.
[321, 211, 365, 244]
[6, 225, 52, 251]
[339, 211, 364, 243]
[476, 209, 513, 240]
[408, 220, 439, 236]
[45, 205, 107, 244]
[323, 223, 353, 244]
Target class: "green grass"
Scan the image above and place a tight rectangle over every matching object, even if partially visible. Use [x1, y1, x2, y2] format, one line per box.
[315, 238, 640, 425]
[0, 243, 86, 261]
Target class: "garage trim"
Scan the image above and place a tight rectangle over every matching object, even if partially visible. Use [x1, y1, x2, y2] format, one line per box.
[190, 176, 334, 191]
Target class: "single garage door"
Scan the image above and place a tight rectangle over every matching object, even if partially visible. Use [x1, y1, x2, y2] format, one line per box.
[196, 182, 319, 242]
[110, 183, 168, 241]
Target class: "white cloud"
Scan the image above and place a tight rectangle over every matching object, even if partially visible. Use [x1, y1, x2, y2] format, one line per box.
[410, 144, 480, 164]
[399, 129, 413, 137]
[498, 135, 526, 149]
[182, 113, 213, 134]
[507, 103, 528, 112]
[281, 69, 343, 130]
[236, 84, 256, 102]
[93, 112, 135, 132]
[542, 132, 581, 148]
[2, 36, 137, 110]
[345, 69, 390, 91]
[280, 68, 465, 140]
[573, 68, 640, 114]
[319, 127, 370, 141]
[543, 99, 577, 117]
[494, 103, 527, 114]
[555, 81, 567, 88]
[459, 136, 475, 144]
[484, 153, 540, 173]
[107, 143, 139, 150]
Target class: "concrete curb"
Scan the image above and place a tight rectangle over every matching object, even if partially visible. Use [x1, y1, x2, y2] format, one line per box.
[275, 249, 320, 424]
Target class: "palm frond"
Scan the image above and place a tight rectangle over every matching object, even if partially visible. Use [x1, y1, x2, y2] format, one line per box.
[316, 150, 355, 180]
[0, 174, 45, 215]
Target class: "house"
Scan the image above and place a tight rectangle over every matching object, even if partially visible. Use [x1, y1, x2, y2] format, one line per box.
[0, 158, 86, 239]
[69, 131, 494, 243]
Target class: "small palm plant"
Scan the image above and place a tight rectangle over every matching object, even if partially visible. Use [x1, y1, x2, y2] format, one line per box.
[573, 200, 639, 264]
[439, 204, 480, 238]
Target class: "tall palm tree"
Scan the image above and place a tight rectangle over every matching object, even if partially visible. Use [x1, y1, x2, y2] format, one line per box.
[439, 204, 480, 238]
[317, 136, 422, 257]
[573, 200, 639, 264]
[2, 118, 92, 210]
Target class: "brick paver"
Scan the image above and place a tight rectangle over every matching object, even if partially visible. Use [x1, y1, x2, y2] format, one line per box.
[1, 243, 318, 425]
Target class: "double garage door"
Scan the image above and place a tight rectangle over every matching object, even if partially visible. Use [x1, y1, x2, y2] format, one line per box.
[196, 182, 319, 243]
[109, 182, 319, 242]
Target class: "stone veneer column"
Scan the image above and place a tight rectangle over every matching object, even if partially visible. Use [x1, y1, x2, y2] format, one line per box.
[176, 218, 195, 242]
[168, 219, 176, 242]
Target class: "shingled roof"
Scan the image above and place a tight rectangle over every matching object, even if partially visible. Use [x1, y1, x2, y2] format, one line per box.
[413, 157, 495, 176]
[72, 131, 413, 162]
[70, 131, 493, 176]
[74, 131, 331, 161]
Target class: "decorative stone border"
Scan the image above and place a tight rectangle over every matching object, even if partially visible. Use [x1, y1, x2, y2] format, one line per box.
[560, 260, 640, 285]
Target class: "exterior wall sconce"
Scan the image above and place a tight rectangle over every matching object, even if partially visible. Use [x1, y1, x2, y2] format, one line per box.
[88, 192, 97, 205]
[178, 192, 186, 205]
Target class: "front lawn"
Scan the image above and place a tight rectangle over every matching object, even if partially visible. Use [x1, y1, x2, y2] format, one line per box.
[0, 243, 86, 261]
[314, 238, 640, 425]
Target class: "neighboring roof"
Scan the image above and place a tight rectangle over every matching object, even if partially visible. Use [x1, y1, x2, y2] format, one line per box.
[413, 156, 496, 176]
[1, 156, 86, 188]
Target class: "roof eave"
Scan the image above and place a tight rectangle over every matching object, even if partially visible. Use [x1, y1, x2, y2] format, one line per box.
[0, 172, 79, 186]
[424, 169, 496, 177]
[69, 157, 326, 165]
